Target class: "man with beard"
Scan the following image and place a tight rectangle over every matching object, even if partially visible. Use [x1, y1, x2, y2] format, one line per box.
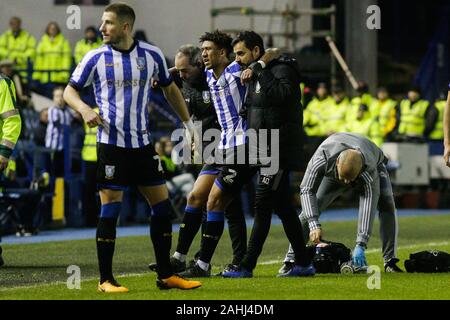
[221, 31, 314, 278]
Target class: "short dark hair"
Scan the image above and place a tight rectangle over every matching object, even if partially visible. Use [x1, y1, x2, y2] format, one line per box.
[199, 30, 233, 56]
[85, 26, 97, 34]
[231, 31, 265, 55]
[104, 2, 136, 30]
[317, 82, 328, 90]
[10, 17, 21, 24]
[177, 44, 202, 66]
[357, 81, 369, 94]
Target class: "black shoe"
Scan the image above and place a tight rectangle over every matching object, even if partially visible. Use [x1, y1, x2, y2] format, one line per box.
[187, 258, 198, 269]
[216, 263, 238, 276]
[384, 258, 403, 272]
[278, 261, 295, 275]
[178, 263, 211, 278]
[148, 257, 187, 273]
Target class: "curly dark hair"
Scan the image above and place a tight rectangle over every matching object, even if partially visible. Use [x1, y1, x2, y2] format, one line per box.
[199, 30, 233, 56]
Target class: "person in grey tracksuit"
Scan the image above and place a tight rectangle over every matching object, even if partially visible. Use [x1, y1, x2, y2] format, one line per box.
[281, 132, 403, 273]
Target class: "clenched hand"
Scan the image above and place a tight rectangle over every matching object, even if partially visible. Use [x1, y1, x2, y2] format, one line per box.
[82, 108, 104, 128]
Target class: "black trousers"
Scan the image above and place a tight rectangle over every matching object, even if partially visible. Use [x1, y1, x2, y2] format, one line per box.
[240, 170, 309, 270]
[51, 150, 65, 178]
[224, 195, 247, 265]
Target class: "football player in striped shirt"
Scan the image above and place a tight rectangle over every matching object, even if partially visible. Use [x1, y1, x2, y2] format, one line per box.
[180, 31, 277, 277]
[64, 2, 201, 292]
[148, 44, 249, 275]
[45, 86, 76, 177]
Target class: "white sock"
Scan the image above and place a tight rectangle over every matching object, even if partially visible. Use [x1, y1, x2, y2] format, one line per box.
[173, 252, 186, 263]
[197, 259, 210, 271]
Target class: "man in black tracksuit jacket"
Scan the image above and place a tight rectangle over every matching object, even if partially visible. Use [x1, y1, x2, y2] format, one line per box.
[222, 31, 314, 278]
[179, 64, 218, 138]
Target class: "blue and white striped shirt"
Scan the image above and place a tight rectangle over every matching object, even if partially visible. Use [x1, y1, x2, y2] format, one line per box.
[206, 61, 248, 149]
[69, 40, 172, 148]
[45, 106, 73, 151]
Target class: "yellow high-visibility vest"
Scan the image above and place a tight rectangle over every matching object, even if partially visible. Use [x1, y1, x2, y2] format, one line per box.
[303, 96, 334, 137]
[82, 108, 99, 162]
[300, 83, 305, 107]
[74, 38, 103, 64]
[33, 33, 72, 84]
[346, 113, 383, 147]
[348, 94, 375, 122]
[371, 98, 397, 137]
[398, 99, 429, 137]
[0, 30, 36, 81]
[359, 93, 374, 108]
[323, 97, 350, 134]
[0, 75, 22, 159]
[429, 100, 445, 140]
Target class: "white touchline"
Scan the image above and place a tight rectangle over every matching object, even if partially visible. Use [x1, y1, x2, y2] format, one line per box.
[0, 273, 146, 292]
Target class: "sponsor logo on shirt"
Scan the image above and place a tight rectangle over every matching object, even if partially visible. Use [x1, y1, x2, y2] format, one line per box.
[106, 79, 148, 88]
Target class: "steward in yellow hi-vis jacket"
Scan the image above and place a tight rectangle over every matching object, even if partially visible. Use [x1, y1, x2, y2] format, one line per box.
[0, 17, 37, 83]
[74, 26, 103, 64]
[345, 104, 383, 147]
[33, 22, 72, 84]
[0, 73, 22, 171]
[429, 99, 445, 140]
[303, 83, 334, 138]
[348, 82, 374, 123]
[0, 72, 22, 266]
[370, 87, 398, 140]
[324, 86, 350, 135]
[398, 87, 430, 138]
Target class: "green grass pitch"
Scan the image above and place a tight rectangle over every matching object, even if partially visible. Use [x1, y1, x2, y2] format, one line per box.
[0, 214, 449, 300]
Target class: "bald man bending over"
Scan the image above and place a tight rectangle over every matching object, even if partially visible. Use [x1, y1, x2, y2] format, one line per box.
[279, 132, 403, 274]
